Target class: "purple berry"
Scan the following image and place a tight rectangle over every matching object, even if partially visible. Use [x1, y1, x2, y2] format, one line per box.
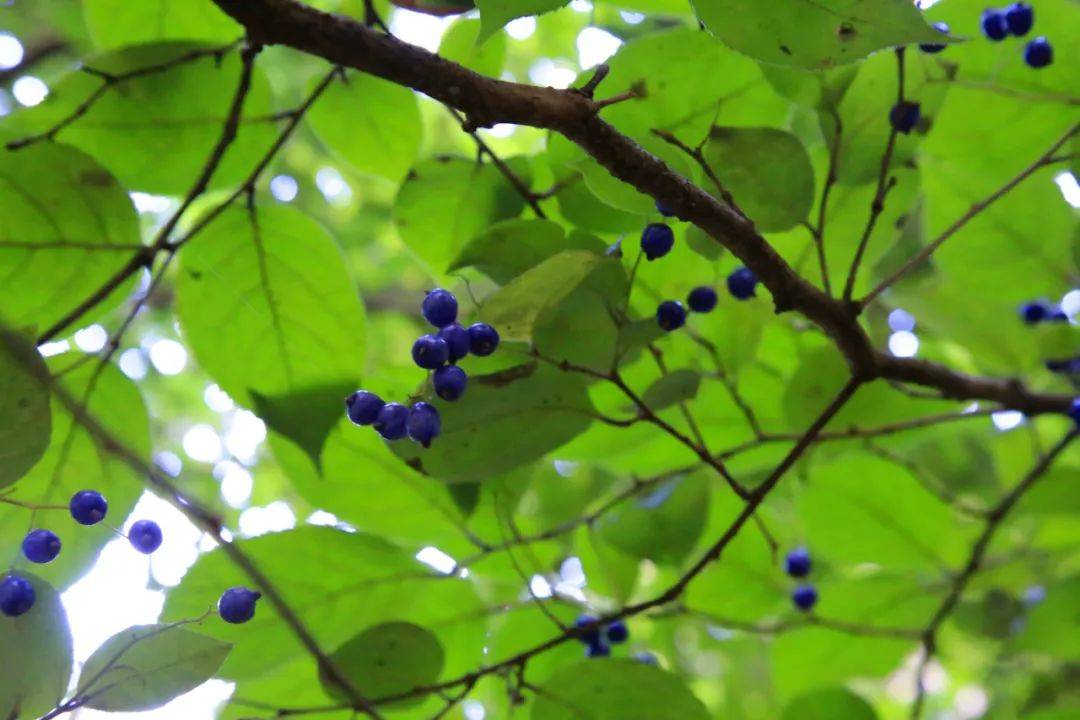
[656, 301, 686, 332]
[785, 547, 812, 578]
[374, 402, 409, 440]
[0, 575, 35, 617]
[687, 286, 718, 313]
[641, 223, 675, 261]
[467, 323, 500, 357]
[345, 391, 384, 426]
[406, 402, 441, 448]
[437, 323, 469, 362]
[422, 288, 458, 328]
[1004, 3, 1033, 36]
[889, 101, 921, 134]
[793, 584, 818, 611]
[22, 529, 61, 564]
[727, 267, 758, 300]
[981, 9, 1008, 41]
[129, 520, 162, 554]
[69, 490, 108, 525]
[218, 587, 262, 624]
[433, 365, 467, 402]
[1024, 37, 1052, 68]
[412, 334, 449, 370]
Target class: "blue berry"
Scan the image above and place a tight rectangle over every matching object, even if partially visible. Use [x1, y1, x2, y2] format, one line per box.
[640, 223, 675, 261]
[785, 547, 812, 578]
[1004, 3, 1033, 36]
[218, 587, 262, 624]
[69, 490, 108, 525]
[1045, 356, 1080, 374]
[586, 640, 611, 658]
[22, 529, 61, 564]
[606, 620, 629, 644]
[1020, 301, 1050, 324]
[1048, 307, 1069, 322]
[574, 614, 602, 645]
[433, 365, 468, 402]
[981, 9, 1008, 41]
[1024, 37, 1053, 68]
[406, 402, 441, 448]
[0, 575, 35, 617]
[412, 334, 449, 369]
[792, 584, 818, 611]
[422, 288, 458, 328]
[129, 520, 163, 554]
[1068, 397, 1080, 426]
[633, 651, 659, 665]
[919, 22, 950, 53]
[889, 101, 921, 134]
[467, 323, 500, 356]
[437, 323, 469, 362]
[374, 402, 409, 440]
[726, 267, 758, 300]
[687, 286, 718, 313]
[655, 199, 676, 217]
[656, 301, 686, 332]
[345, 390, 384, 426]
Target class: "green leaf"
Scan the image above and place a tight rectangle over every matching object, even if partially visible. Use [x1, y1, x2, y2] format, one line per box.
[639, 370, 703, 412]
[250, 382, 356, 470]
[394, 156, 532, 272]
[0, 355, 149, 588]
[780, 687, 878, 719]
[532, 659, 709, 720]
[476, 0, 569, 42]
[307, 72, 422, 185]
[80, 624, 231, 712]
[163, 527, 485, 680]
[391, 363, 595, 483]
[0, 573, 73, 719]
[596, 473, 710, 564]
[451, 219, 591, 283]
[268, 417, 471, 550]
[82, 0, 241, 48]
[176, 205, 365, 460]
[483, 250, 612, 343]
[0, 140, 141, 332]
[12, 42, 276, 195]
[439, 18, 507, 77]
[322, 621, 445, 704]
[0, 330, 51, 488]
[691, 0, 951, 69]
[702, 127, 814, 232]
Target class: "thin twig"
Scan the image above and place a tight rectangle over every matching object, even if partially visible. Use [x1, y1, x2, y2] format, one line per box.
[909, 429, 1078, 718]
[862, 121, 1080, 308]
[842, 48, 905, 305]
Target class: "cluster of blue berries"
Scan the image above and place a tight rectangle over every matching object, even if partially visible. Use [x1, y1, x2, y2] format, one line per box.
[785, 547, 818, 612]
[575, 614, 629, 658]
[0, 489, 262, 624]
[345, 288, 500, 448]
[646, 201, 760, 333]
[980, 3, 1052, 68]
[894, 4, 1051, 136]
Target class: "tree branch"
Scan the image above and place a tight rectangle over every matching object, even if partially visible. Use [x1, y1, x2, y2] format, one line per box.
[204, 0, 1073, 419]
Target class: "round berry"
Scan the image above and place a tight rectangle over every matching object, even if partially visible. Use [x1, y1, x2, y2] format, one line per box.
[889, 101, 921, 134]
[655, 199, 676, 218]
[640, 223, 675, 261]
[374, 402, 409, 440]
[656, 301, 686, 332]
[687, 286, 718, 313]
[0, 575, 35, 617]
[345, 390, 384, 426]
[586, 640, 611, 658]
[1020, 301, 1050, 325]
[412, 334, 449, 370]
[785, 547, 812, 578]
[422, 288, 458, 328]
[1068, 397, 1080, 426]
[22, 529, 61, 564]
[1004, 3, 1034, 36]
[981, 9, 1008, 41]
[1024, 37, 1053, 69]
[218, 586, 262, 624]
[129, 520, 163, 555]
[792, 584, 818, 612]
[433, 365, 468, 402]
[467, 323, 500, 356]
[634, 651, 659, 665]
[726, 267, 758, 300]
[919, 22, 950, 53]
[69, 490, 108, 526]
[437, 323, 470, 362]
[606, 620, 629, 644]
[406, 402, 441, 448]
[574, 614, 601, 645]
